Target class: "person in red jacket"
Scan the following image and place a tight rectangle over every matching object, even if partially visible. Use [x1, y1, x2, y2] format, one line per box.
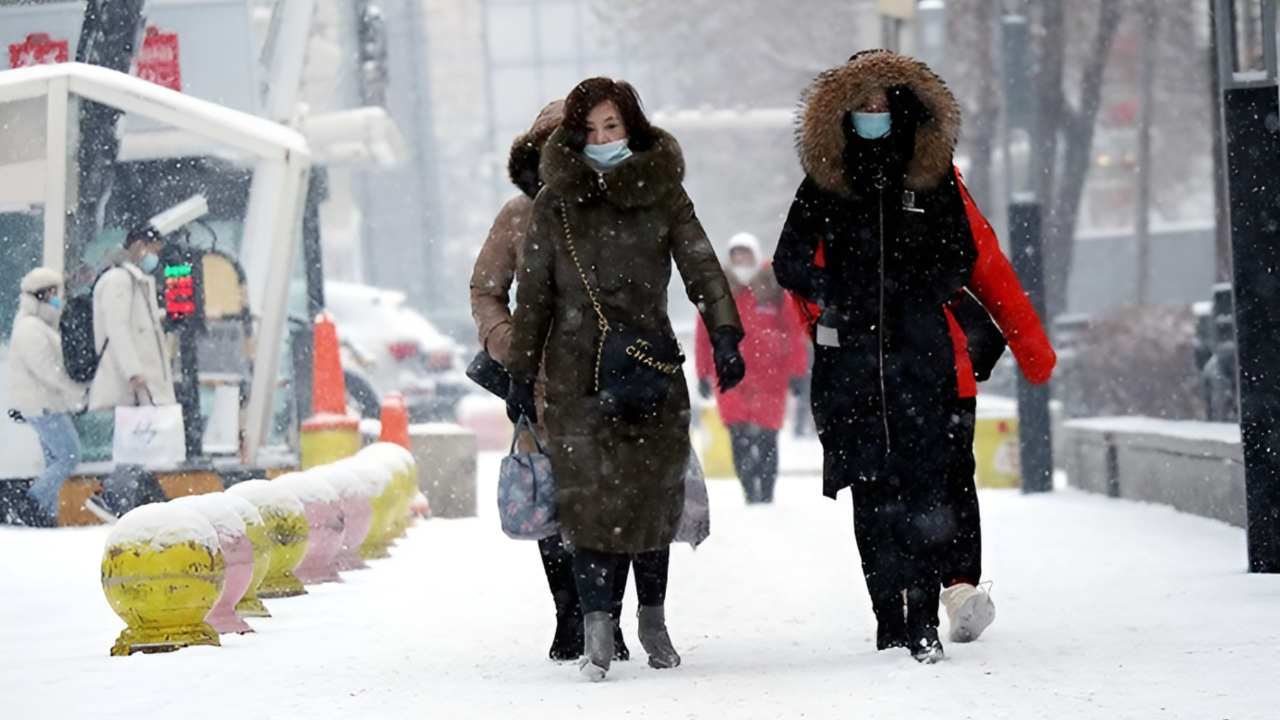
[696, 233, 810, 504]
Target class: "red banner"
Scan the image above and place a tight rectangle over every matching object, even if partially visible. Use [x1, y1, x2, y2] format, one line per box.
[136, 26, 181, 92]
[8, 33, 69, 69]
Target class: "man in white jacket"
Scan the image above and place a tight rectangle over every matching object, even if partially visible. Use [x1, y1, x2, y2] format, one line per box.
[8, 268, 87, 526]
[89, 227, 176, 410]
[85, 227, 176, 520]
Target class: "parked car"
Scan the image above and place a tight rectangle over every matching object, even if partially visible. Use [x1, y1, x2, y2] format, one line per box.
[324, 282, 468, 422]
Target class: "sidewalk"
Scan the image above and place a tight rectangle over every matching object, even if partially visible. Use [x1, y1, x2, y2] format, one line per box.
[1, 449, 1277, 719]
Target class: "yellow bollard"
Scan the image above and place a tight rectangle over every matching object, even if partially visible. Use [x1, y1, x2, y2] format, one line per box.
[226, 480, 310, 598]
[347, 452, 398, 559]
[101, 504, 225, 656]
[700, 406, 736, 479]
[361, 443, 416, 539]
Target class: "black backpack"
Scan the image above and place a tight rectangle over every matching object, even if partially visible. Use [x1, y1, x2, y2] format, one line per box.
[61, 290, 105, 383]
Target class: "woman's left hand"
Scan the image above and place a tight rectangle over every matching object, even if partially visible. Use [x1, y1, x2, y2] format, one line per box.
[506, 377, 537, 423]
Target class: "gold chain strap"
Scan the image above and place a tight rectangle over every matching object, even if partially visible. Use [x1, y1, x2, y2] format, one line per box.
[558, 200, 610, 392]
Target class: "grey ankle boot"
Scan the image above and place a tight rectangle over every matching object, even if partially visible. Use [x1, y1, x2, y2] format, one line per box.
[579, 611, 613, 681]
[636, 605, 681, 669]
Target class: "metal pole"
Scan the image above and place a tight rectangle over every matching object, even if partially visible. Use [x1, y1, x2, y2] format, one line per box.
[1214, 0, 1280, 573]
[1002, 9, 1054, 492]
[1009, 199, 1054, 493]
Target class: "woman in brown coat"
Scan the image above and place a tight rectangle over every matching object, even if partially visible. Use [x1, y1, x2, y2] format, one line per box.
[506, 78, 745, 680]
[469, 100, 632, 663]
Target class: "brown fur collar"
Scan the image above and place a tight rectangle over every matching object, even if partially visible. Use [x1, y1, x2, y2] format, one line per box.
[540, 126, 685, 209]
[508, 100, 565, 198]
[797, 50, 959, 196]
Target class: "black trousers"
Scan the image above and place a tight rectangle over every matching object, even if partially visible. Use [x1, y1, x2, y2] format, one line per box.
[942, 397, 981, 587]
[728, 423, 779, 503]
[846, 398, 978, 641]
[573, 547, 668, 615]
[538, 535, 629, 622]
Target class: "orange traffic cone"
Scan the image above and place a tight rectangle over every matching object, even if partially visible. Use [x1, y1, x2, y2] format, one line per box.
[379, 392, 411, 450]
[300, 312, 361, 469]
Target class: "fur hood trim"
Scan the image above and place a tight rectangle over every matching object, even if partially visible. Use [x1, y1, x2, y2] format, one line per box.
[540, 126, 685, 209]
[797, 50, 960, 195]
[508, 100, 566, 199]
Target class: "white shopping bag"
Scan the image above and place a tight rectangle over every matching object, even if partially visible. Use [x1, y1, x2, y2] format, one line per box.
[113, 404, 187, 466]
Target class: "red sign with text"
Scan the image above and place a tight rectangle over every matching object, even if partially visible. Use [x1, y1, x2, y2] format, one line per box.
[8, 33, 69, 69]
[136, 26, 181, 92]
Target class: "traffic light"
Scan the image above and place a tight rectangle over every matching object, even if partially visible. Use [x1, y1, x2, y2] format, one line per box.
[164, 263, 195, 320]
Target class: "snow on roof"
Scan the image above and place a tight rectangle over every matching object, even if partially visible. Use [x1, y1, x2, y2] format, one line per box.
[170, 494, 248, 536]
[226, 479, 306, 516]
[105, 503, 220, 554]
[273, 472, 341, 505]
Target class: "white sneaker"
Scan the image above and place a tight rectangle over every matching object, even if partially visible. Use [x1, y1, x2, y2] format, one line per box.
[940, 582, 995, 643]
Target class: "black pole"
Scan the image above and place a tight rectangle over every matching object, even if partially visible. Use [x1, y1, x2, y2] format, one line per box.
[1222, 84, 1280, 573]
[1009, 200, 1054, 493]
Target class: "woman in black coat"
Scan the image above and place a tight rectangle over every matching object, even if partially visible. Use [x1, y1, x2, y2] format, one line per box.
[774, 50, 975, 663]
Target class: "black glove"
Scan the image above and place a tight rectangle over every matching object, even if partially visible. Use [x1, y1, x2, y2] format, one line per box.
[698, 378, 713, 400]
[789, 377, 805, 397]
[711, 328, 746, 392]
[466, 349, 511, 399]
[506, 376, 537, 424]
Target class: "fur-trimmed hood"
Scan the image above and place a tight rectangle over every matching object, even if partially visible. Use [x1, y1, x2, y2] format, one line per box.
[539, 126, 685, 209]
[797, 50, 960, 196]
[508, 100, 565, 199]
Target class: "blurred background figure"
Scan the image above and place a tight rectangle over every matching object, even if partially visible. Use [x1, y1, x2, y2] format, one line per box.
[86, 226, 176, 520]
[7, 268, 86, 527]
[696, 233, 809, 504]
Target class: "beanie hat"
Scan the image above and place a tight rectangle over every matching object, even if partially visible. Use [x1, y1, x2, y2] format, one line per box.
[727, 232, 761, 258]
[20, 267, 62, 294]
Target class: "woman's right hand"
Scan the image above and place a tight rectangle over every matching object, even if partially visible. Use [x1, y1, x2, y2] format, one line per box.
[506, 376, 537, 423]
[712, 329, 746, 392]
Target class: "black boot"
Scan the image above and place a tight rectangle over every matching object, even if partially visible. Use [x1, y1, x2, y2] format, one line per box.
[539, 536, 583, 661]
[906, 584, 945, 664]
[871, 590, 909, 651]
[611, 555, 631, 661]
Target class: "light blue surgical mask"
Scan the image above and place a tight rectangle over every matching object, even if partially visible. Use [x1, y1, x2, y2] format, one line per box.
[583, 138, 632, 171]
[48, 296, 61, 309]
[853, 112, 892, 139]
[140, 254, 160, 273]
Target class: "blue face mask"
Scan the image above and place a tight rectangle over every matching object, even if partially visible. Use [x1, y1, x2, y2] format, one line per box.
[853, 112, 892, 139]
[48, 296, 61, 310]
[140, 254, 160, 273]
[583, 138, 632, 171]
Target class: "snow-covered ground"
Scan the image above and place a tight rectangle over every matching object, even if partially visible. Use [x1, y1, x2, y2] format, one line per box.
[2, 444, 1278, 719]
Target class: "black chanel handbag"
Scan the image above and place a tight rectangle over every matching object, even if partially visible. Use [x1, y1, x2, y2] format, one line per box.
[559, 201, 685, 423]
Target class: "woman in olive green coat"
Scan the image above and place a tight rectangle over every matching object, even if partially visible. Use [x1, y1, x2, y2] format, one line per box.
[506, 78, 745, 680]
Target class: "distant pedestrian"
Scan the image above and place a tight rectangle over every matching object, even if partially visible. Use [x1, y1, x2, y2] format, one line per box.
[695, 232, 808, 504]
[470, 99, 632, 663]
[7, 268, 87, 527]
[506, 77, 744, 680]
[86, 226, 175, 519]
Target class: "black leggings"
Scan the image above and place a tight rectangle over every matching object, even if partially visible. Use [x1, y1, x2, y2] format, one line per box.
[573, 547, 669, 614]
